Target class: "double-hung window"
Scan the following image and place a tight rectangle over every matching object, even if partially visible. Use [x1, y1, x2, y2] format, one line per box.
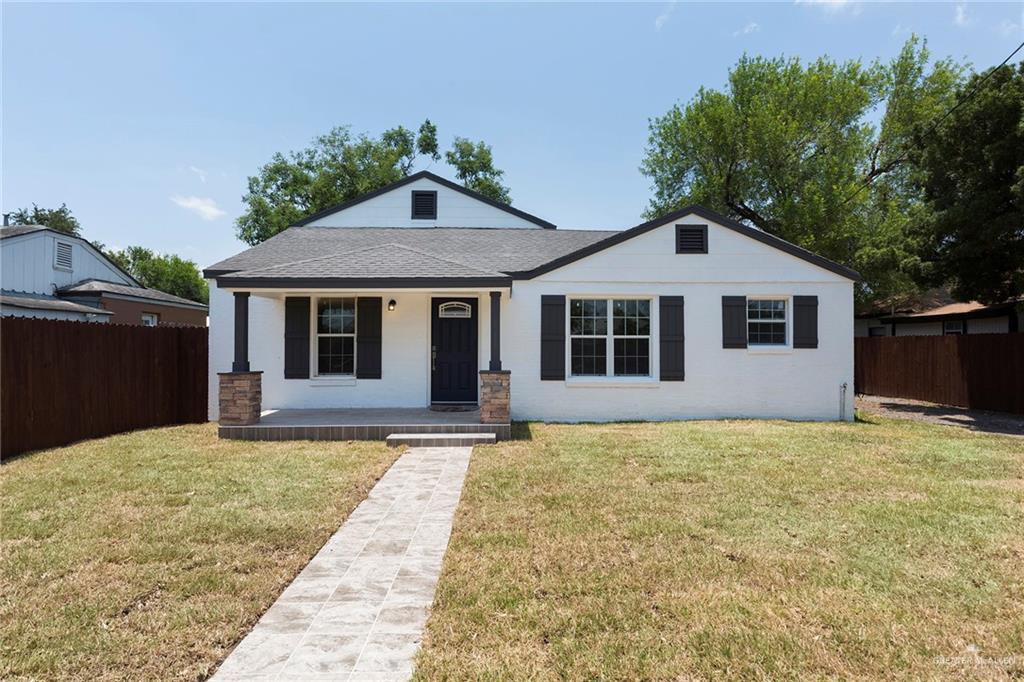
[570, 298, 651, 377]
[316, 297, 356, 375]
[747, 298, 787, 345]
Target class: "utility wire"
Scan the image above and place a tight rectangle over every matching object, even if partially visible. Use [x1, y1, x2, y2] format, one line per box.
[839, 38, 1024, 207]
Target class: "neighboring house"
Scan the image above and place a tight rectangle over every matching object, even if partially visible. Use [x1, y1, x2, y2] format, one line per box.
[0, 225, 207, 325]
[205, 170, 859, 425]
[856, 300, 1022, 337]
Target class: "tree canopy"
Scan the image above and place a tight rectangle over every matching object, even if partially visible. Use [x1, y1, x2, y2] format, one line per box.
[909, 62, 1024, 304]
[8, 203, 82, 237]
[641, 37, 963, 306]
[445, 137, 511, 204]
[106, 246, 209, 304]
[237, 120, 512, 245]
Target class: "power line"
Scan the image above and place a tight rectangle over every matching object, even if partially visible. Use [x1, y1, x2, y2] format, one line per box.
[839, 38, 1024, 207]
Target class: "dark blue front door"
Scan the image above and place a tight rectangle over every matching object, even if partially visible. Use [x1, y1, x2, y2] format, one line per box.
[431, 298, 478, 403]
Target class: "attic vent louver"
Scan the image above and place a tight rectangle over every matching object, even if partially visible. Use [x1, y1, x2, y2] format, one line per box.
[55, 241, 73, 269]
[411, 190, 437, 220]
[675, 225, 708, 254]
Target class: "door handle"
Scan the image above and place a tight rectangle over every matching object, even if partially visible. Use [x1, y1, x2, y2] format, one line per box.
[431, 345, 436, 371]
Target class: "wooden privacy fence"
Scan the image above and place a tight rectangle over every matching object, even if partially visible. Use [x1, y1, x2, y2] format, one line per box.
[1, 317, 208, 458]
[855, 333, 1024, 415]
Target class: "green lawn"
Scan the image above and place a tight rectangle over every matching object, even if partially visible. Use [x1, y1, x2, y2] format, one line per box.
[416, 416, 1024, 680]
[0, 424, 398, 681]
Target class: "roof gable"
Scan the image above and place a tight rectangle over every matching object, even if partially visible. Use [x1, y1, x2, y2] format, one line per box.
[0, 226, 141, 287]
[513, 205, 860, 282]
[296, 171, 556, 230]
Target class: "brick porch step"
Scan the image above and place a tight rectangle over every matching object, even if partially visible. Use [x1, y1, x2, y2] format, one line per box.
[385, 432, 497, 448]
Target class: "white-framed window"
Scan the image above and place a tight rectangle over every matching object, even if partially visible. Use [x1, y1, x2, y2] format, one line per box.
[315, 297, 356, 375]
[747, 298, 787, 345]
[140, 313, 159, 327]
[943, 320, 964, 335]
[570, 298, 651, 377]
[54, 241, 73, 270]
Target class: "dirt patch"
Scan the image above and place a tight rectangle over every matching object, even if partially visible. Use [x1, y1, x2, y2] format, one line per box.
[857, 395, 1024, 438]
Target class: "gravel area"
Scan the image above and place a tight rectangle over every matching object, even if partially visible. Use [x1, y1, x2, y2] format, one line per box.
[857, 395, 1024, 438]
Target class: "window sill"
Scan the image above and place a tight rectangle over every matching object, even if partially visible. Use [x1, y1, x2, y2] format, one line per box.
[309, 376, 356, 387]
[566, 377, 660, 388]
[747, 346, 793, 355]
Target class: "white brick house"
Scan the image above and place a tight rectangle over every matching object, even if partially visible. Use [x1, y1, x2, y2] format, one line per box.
[205, 171, 858, 435]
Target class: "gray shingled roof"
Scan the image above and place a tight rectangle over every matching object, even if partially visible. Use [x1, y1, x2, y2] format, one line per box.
[0, 290, 114, 316]
[0, 225, 49, 239]
[58, 279, 208, 309]
[205, 227, 617, 281]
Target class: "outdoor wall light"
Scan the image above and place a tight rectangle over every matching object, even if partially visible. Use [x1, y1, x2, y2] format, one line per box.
[388, 299, 397, 311]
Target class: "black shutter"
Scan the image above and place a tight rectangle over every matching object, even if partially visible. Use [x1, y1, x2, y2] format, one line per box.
[793, 295, 819, 349]
[284, 297, 310, 379]
[659, 296, 685, 381]
[356, 297, 382, 379]
[540, 295, 565, 380]
[722, 296, 747, 349]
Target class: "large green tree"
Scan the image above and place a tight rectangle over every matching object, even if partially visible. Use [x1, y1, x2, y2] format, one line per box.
[106, 246, 209, 304]
[237, 120, 511, 245]
[641, 37, 962, 305]
[910, 62, 1024, 304]
[8, 203, 82, 237]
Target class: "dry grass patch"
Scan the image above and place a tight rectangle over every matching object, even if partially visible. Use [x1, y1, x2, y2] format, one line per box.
[1, 424, 399, 681]
[417, 417, 1024, 680]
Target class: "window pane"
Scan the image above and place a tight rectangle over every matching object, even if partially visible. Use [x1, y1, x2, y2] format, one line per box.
[318, 336, 354, 374]
[614, 338, 650, 376]
[612, 299, 650, 338]
[318, 298, 355, 334]
[571, 338, 607, 376]
[571, 299, 607, 337]
[748, 321, 786, 345]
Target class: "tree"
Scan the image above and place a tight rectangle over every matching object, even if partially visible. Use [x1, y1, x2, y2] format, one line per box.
[910, 62, 1024, 304]
[445, 137, 511, 203]
[8, 203, 82, 237]
[640, 37, 963, 305]
[236, 120, 511, 245]
[106, 246, 209, 304]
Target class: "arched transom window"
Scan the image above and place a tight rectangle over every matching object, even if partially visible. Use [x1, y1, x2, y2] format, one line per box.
[438, 302, 472, 318]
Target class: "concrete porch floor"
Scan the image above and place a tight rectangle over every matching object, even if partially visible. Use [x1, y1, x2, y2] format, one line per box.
[218, 407, 510, 441]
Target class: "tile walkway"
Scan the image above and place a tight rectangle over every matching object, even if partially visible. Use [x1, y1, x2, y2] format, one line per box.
[212, 446, 472, 681]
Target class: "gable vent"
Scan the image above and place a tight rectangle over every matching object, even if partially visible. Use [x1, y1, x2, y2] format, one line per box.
[411, 190, 437, 220]
[676, 225, 708, 254]
[55, 241, 73, 269]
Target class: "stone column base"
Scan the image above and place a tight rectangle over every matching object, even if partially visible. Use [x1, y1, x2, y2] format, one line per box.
[218, 371, 263, 426]
[479, 370, 510, 424]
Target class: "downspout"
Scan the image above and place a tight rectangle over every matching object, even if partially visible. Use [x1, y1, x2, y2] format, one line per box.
[839, 382, 848, 421]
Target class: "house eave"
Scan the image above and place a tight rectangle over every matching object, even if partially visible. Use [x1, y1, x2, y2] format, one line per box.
[215, 276, 514, 290]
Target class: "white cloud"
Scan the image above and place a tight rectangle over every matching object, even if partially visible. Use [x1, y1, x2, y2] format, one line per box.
[794, 0, 861, 15]
[733, 21, 761, 37]
[188, 165, 208, 183]
[996, 18, 1021, 36]
[954, 3, 968, 26]
[171, 195, 226, 221]
[655, 1, 676, 31]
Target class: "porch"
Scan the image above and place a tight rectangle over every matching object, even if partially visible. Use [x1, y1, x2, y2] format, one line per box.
[217, 406, 511, 441]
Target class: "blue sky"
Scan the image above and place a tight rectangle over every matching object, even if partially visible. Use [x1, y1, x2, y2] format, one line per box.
[2, 2, 1021, 268]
